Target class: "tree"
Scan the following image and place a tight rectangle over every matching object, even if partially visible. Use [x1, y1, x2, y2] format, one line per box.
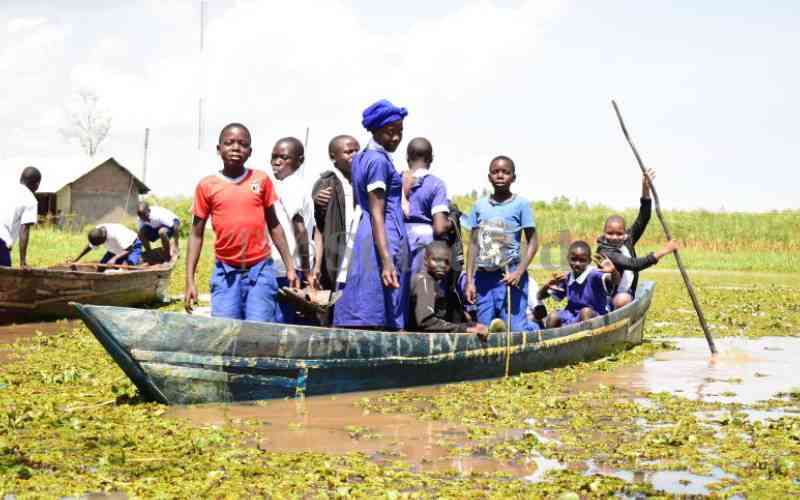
[60, 89, 112, 157]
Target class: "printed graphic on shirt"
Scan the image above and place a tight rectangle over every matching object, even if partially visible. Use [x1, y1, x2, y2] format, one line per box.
[477, 217, 515, 270]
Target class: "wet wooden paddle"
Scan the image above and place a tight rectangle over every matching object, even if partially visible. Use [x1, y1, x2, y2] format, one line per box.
[611, 100, 718, 355]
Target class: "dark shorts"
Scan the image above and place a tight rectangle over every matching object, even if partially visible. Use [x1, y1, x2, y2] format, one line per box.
[100, 239, 144, 266]
[0, 239, 10, 267]
[140, 220, 178, 242]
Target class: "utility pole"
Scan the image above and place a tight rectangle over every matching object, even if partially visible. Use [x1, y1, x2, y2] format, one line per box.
[198, 0, 207, 150]
[142, 128, 150, 186]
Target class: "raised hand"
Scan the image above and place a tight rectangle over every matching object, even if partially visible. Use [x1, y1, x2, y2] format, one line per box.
[593, 253, 616, 274]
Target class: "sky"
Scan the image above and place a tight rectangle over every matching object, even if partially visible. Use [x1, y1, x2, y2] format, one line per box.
[1, 0, 798, 211]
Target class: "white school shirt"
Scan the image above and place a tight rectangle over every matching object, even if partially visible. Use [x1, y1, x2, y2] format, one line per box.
[617, 246, 634, 294]
[92, 224, 138, 255]
[270, 172, 316, 276]
[0, 184, 38, 247]
[138, 206, 179, 230]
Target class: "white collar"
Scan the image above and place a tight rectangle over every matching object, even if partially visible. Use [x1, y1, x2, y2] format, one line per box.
[367, 138, 391, 156]
[330, 166, 352, 188]
[410, 168, 429, 179]
[569, 266, 595, 285]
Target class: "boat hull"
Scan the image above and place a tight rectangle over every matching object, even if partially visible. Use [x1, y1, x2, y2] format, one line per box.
[73, 281, 654, 404]
[0, 259, 174, 322]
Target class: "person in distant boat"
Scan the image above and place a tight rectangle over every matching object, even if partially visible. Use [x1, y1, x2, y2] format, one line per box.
[333, 99, 411, 330]
[402, 137, 451, 275]
[311, 135, 360, 291]
[185, 123, 298, 321]
[464, 156, 540, 332]
[0, 166, 41, 269]
[73, 224, 144, 266]
[409, 241, 487, 335]
[137, 202, 181, 261]
[595, 169, 679, 310]
[538, 241, 620, 328]
[269, 136, 317, 323]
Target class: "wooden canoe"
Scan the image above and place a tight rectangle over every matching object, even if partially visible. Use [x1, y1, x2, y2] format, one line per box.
[0, 252, 176, 322]
[72, 281, 655, 405]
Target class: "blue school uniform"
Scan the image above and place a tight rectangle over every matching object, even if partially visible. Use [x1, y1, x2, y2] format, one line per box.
[210, 259, 279, 322]
[99, 239, 144, 266]
[550, 267, 611, 325]
[405, 171, 449, 275]
[333, 140, 411, 330]
[0, 240, 10, 267]
[464, 195, 538, 331]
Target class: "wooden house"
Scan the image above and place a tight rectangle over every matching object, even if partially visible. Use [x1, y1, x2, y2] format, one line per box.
[34, 157, 149, 229]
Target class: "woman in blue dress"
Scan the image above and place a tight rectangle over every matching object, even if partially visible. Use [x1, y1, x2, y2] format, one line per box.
[333, 99, 411, 330]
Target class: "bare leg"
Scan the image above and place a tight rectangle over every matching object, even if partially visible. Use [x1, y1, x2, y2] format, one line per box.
[545, 311, 562, 328]
[138, 228, 152, 253]
[158, 227, 171, 261]
[578, 307, 597, 322]
[612, 292, 633, 310]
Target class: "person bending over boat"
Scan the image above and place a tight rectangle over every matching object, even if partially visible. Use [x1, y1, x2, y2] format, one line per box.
[269, 136, 318, 323]
[538, 241, 620, 328]
[73, 224, 144, 266]
[409, 241, 487, 335]
[333, 99, 411, 331]
[311, 135, 360, 291]
[464, 156, 540, 332]
[137, 202, 180, 261]
[596, 169, 679, 310]
[184, 123, 298, 321]
[0, 166, 41, 269]
[402, 137, 451, 276]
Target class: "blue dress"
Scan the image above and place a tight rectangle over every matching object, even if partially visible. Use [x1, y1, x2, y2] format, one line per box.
[333, 141, 410, 329]
[405, 171, 449, 275]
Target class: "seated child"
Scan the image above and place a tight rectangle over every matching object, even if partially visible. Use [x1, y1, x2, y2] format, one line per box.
[464, 155, 540, 332]
[596, 169, 678, 309]
[73, 223, 143, 266]
[538, 241, 620, 328]
[409, 241, 487, 335]
[137, 202, 181, 260]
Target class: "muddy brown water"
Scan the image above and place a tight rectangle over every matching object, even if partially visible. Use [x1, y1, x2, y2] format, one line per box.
[168, 336, 800, 493]
[0, 320, 79, 363]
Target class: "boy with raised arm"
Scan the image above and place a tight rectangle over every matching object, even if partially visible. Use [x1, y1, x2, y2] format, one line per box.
[0, 167, 41, 268]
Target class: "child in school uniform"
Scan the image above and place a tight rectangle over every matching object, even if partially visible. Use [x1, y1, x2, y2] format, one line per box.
[333, 99, 411, 330]
[402, 137, 451, 275]
[269, 136, 317, 323]
[464, 156, 540, 332]
[596, 169, 678, 309]
[538, 241, 620, 328]
[73, 224, 144, 266]
[184, 123, 298, 321]
[137, 201, 181, 260]
[408, 241, 487, 334]
[0, 167, 41, 268]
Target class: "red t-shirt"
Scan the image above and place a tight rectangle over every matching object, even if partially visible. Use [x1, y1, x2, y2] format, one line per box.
[192, 169, 277, 267]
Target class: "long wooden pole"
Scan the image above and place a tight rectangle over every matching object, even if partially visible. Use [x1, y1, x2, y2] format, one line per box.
[611, 100, 717, 355]
[505, 265, 512, 377]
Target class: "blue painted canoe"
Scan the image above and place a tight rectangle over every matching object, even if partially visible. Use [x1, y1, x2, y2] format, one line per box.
[72, 281, 654, 405]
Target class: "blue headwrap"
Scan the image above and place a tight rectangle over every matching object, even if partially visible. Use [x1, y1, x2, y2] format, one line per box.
[361, 99, 408, 132]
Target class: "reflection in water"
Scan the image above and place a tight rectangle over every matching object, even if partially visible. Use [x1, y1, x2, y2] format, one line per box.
[577, 337, 800, 404]
[167, 389, 536, 477]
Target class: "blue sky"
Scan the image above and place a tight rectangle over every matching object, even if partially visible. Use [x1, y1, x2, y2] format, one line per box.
[1, 1, 797, 211]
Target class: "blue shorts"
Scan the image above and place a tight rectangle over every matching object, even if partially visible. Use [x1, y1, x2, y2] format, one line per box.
[210, 258, 278, 322]
[556, 309, 581, 326]
[0, 239, 10, 267]
[474, 264, 539, 332]
[140, 221, 178, 242]
[101, 239, 143, 266]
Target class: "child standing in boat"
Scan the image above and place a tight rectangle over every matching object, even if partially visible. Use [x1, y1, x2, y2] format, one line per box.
[73, 224, 144, 266]
[333, 99, 411, 331]
[185, 123, 298, 321]
[464, 156, 540, 332]
[402, 137, 451, 276]
[538, 241, 620, 327]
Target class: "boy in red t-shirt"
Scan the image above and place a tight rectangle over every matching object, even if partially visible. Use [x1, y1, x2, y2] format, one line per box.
[185, 123, 298, 321]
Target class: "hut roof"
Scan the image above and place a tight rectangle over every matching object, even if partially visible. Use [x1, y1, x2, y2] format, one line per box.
[6, 156, 149, 194]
